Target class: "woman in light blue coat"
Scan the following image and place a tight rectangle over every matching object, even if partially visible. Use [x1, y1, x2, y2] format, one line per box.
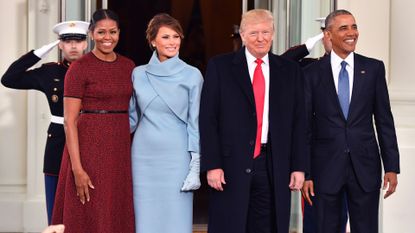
[129, 13, 203, 233]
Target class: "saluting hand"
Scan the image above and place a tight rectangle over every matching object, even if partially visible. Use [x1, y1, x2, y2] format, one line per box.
[73, 168, 95, 204]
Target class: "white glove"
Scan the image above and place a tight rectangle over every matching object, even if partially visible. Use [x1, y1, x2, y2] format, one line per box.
[181, 152, 201, 191]
[305, 32, 324, 52]
[34, 40, 60, 58]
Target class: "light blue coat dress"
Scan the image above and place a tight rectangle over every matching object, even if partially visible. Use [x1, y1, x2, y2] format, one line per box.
[129, 52, 203, 233]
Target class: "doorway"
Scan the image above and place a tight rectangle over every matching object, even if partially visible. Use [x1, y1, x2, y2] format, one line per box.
[109, 0, 242, 74]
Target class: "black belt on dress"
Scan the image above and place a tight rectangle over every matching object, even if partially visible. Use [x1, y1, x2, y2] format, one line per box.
[80, 110, 128, 114]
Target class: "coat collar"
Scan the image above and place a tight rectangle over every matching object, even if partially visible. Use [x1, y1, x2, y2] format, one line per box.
[146, 51, 186, 76]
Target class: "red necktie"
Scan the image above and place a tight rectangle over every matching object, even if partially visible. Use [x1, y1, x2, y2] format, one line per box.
[253, 58, 265, 158]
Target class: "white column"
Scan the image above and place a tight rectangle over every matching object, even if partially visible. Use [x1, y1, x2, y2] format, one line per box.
[0, 0, 59, 232]
[25, 0, 60, 232]
[0, 0, 29, 232]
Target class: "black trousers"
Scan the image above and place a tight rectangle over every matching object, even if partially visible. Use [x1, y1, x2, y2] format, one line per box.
[315, 156, 379, 233]
[246, 145, 275, 233]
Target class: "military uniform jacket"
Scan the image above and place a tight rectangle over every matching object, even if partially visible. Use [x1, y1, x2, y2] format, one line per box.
[1, 50, 68, 175]
[281, 44, 322, 67]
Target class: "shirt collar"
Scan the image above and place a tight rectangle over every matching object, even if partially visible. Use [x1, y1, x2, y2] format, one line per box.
[331, 50, 354, 69]
[245, 47, 269, 65]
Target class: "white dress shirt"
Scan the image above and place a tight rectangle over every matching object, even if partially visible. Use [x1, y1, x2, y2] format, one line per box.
[330, 51, 354, 102]
[245, 48, 269, 144]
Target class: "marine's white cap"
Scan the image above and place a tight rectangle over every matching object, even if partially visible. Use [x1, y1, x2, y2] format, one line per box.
[315, 17, 326, 30]
[53, 21, 89, 41]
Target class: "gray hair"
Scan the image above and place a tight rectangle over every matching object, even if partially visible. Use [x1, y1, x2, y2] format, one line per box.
[325, 9, 353, 30]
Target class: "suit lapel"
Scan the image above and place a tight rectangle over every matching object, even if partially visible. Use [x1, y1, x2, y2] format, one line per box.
[232, 48, 255, 106]
[320, 56, 346, 120]
[348, 53, 365, 120]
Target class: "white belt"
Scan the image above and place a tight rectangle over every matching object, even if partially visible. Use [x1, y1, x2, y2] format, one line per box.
[50, 115, 64, 125]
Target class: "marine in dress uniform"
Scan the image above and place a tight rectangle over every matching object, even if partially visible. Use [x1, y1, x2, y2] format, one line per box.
[1, 20, 89, 224]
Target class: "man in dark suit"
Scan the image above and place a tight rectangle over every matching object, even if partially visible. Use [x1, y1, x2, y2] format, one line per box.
[302, 9, 400, 233]
[200, 9, 307, 233]
[1, 21, 88, 224]
[283, 19, 349, 233]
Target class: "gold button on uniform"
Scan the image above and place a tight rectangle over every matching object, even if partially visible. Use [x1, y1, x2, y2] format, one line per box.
[48, 134, 52, 137]
[53, 88, 57, 91]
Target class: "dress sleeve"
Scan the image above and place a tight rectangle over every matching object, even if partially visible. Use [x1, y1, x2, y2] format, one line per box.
[187, 69, 203, 153]
[64, 60, 86, 99]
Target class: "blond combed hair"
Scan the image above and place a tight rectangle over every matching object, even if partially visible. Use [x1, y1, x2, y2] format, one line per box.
[239, 9, 274, 33]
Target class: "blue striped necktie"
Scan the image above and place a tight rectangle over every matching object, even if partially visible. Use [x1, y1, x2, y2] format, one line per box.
[338, 61, 349, 119]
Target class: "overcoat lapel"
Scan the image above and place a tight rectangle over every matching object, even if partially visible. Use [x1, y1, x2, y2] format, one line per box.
[232, 48, 255, 106]
[268, 54, 285, 110]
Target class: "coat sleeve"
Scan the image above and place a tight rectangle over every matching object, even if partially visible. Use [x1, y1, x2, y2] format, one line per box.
[1, 50, 43, 90]
[186, 69, 203, 153]
[129, 70, 141, 133]
[290, 62, 309, 176]
[373, 61, 400, 173]
[281, 44, 310, 62]
[200, 58, 223, 172]
[303, 65, 314, 179]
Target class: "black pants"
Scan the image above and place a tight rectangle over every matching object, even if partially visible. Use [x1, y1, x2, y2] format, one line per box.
[315, 156, 379, 233]
[246, 145, 275, 233]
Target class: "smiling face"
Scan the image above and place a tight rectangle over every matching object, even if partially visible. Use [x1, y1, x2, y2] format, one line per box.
[326, 14, 359, 59]
[240, 20, 274, 59]
[90, 18, 119, 59]
[152, 26, 181, 62]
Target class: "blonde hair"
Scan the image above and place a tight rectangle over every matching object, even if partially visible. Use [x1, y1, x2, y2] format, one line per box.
[239, 9, 274, 33]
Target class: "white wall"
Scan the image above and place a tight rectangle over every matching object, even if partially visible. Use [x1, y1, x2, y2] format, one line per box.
[0, 0, 59, 232]
[384, 1, 415, 233]
[0, 1, 29, 231]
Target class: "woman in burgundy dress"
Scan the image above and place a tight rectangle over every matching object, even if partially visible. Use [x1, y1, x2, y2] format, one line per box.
[52, 9, 135, 232]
